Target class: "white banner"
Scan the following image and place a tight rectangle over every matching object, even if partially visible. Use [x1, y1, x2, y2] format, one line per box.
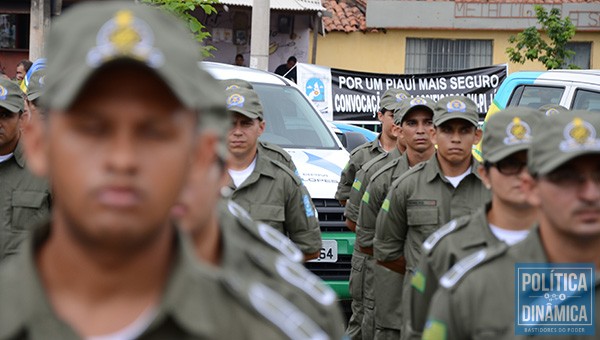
[296, 63, 334, 121]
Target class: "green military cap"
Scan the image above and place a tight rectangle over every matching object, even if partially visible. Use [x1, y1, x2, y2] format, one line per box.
[42, 1, 209, 112]
[0, 79, 24, 113]
[393, 96, 435, 125]
[538, 104, 569, 116]
[380, 88, 410, 112]
[26, 69, 46, 102]
[433, 95, 479, 127]
[481, 107, 540, 163]
[225, 87, 263, 120]
[528, 110, 600, 176]
[220, 78, 254, 91]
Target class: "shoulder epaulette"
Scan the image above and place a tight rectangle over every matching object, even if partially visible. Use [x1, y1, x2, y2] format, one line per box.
[247, 249, 337, 307]
[221, 274, 327, 340]
[369, 157, 399, 181]
[388, 161, 426, 188]
[422, 215, 471, 255]
[270, 159, 302, 186]
[361, 151, 388, 171]
[227, 201, 304, 263]
[259, 141, 292, 162]
[349, 140, 373, 156]
[439, 243, 509, 290]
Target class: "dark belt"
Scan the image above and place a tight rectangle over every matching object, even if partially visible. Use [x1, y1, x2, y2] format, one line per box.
[359, 246, 374, 256]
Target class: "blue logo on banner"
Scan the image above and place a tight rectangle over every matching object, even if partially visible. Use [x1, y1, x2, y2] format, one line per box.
[515, 263, 595, 336]
[305, 77, 325, 102]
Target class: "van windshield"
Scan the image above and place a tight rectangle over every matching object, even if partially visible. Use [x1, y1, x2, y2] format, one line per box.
[252, 83, 339, 149]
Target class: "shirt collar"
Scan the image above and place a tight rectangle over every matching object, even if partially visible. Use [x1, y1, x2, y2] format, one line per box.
[425, 153, 482, 183]
[13, 138, 26, 168]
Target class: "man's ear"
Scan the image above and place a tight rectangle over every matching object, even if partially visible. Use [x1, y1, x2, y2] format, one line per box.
[473, 128, 483, 145]
[477, 165, 492, 190]
[22, 110, 48, 178]
[192, 132, 219, 170]
[393, 124, 402, 139]
[522, 172, 541, 207]
[257, 120, 266, 136]
[430, 128, 438, 145]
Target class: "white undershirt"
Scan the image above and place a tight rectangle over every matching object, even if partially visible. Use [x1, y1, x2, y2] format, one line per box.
[87, 307, 158, 340]
[0, 153, 13, 164]
[445, 167, 471, 188]
[228, 156, 257, 187]
[489, 223, 530, 246]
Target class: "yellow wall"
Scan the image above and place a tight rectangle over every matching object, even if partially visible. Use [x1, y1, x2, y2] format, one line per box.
[309, 29, 600, 74]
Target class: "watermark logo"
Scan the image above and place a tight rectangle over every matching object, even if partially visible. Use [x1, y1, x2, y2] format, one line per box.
[515, 263, 595, 336]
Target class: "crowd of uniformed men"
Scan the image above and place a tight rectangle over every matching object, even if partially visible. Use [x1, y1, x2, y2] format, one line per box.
[0, 1, 599, 340]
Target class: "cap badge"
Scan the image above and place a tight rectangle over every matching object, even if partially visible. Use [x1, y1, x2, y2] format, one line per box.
[87, 10, 165, 68]
[559, 117, 600, 152]
[544, 108, 560, 116]
[225, 84, 240, 91]
[395, 92, 408, 102]
[410, 97, 427, 106]
[0, 84, 7, 100]
[504, 117, 531, 145]
[38, 76, 45, 86]
[227, 93, 245, 108]
[447, 99, 466, 112]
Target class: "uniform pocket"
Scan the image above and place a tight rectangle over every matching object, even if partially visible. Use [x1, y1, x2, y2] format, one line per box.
[250, 204, 285, 233]
[11, 190, 49, 231]
[406, 207, 438, 226]
[349, 253, 365, 300]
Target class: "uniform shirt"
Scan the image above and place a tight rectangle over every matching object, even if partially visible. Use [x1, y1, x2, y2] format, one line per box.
[374, 154, 490, 270]
[344, 148, 400, 224]
[0, 223, 298, 340]
[335, 136, 386, 202]
[258, 141, 297, 173]
[220, 200, 345, 339]
[407, 204, 504, 339]
[356, 152, 410, 249]
[423, 227, 600, 340]
[228, 150, 322, 255]
[0, 139, 51, 261]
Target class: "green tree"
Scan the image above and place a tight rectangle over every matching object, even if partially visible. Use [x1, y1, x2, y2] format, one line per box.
[142, 0, 218, 57]
[506, 5, 577, 69]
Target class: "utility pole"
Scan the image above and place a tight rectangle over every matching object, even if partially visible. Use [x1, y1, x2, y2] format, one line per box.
[250, 0, 269, 71]
[29, 0, 51, 61]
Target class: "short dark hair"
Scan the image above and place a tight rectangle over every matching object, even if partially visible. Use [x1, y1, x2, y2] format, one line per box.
[235, 54, 243, 59]
[17, 60, 33, 71]
[287, 56, 297, 63]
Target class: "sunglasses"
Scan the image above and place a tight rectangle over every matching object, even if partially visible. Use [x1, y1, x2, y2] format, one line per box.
[485, 158, 527, 176]
[542, 169, 600, 188]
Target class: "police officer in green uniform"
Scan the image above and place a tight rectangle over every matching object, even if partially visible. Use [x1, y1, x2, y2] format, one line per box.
[345, 97, 435, 339]
[373, 96, 490, 339]
[0, 2, 314, 339]
[423, 110, 600, 340]
[172, 81, 345, 339]
[406, 107, 540, 339]
[220, 78, 299, 173]
[335, 89, 409, 213]
[354, 97, 436, 340]
[224, 86, 322, 260]
[24, 69, 46, 122]
[0, 78, 50, 261]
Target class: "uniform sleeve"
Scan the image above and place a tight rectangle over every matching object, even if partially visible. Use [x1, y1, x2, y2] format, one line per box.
[356, 177, 384, 248]
[373, 179, 409, 262]
[345, 167, 369, 222]
[422, 287, 467, 340]
[283, 178, 322, 254]
[406, 252, 441, 339]
[335, 156, 359, 201]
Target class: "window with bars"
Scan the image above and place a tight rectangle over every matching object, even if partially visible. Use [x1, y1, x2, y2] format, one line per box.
[563, 42, 591, 69]
[405, 38, 493, 74]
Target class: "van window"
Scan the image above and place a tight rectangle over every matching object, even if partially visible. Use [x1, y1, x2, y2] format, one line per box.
[572, 89, 600, 113]
[508, 85, 564, 109]
[253, 83, 339, 149]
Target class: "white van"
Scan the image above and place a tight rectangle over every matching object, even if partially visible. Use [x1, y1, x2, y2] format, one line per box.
[201, 62, 354, 301]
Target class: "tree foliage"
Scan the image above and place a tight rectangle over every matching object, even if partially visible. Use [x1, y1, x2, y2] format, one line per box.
[506, 5, 577, 69]
[142, 0, 218, 57]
